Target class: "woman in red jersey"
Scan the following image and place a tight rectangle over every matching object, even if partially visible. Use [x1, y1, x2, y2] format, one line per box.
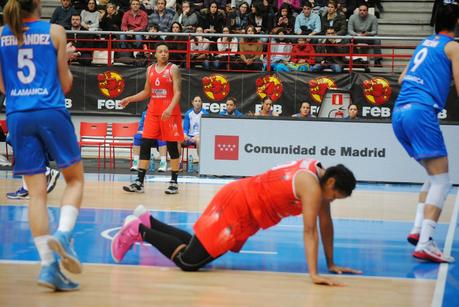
[112, 159, 362, 286]
[120, 42, 183, 195]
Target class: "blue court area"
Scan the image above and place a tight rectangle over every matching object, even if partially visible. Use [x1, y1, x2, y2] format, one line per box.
[0, 205, 458, 306]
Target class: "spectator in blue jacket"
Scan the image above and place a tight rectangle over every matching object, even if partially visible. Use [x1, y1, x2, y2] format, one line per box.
[219, 97, 243, 116]
[294, 2, 321, 35]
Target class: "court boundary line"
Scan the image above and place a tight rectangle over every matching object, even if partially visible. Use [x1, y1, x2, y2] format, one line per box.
[0, 204, 452, 225]
[0, 260, 435, 282]
[431, 188, 459, 307]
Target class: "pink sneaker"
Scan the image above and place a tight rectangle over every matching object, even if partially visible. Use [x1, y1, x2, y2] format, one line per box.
[133, 204, 151, 229]
[413, 240, 455, 263]
[111, 215, 142, 263]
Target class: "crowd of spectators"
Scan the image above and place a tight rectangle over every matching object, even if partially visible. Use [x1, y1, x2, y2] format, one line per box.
[48, 0, 392, 69]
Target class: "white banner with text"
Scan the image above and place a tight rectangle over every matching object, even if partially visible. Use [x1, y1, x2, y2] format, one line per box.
[200, 117, 459, 184]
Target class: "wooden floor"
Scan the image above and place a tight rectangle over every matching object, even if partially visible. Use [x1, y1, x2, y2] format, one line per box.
[0, 175, 456, 307]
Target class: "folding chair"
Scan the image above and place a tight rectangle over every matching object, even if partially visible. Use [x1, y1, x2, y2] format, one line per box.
[79, 122, 108, 170]
[109, 122, 139, 169]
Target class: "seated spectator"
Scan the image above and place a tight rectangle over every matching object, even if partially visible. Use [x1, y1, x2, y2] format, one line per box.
[165, 22, 187, 67]
[294, 2, 321, 36]
[190, 26, 211, 69]
[199, 1, 226, 36]
[100, 3, 123, 32]
[144, 23, 163, 58]
[346, 103, 359, 120]
[80, 0, 100, 31]
[148, 0, 174, 32]
[277, 0, 302, 14]
[112, 0, 132, 13]
[292, 102, 314, 118]
[260, 0, 276, 17]
[255, 97, 280, 116]
[173, 1, 199, 32]
[311, 26, 347, 73]
[183, 96, 208, 160]
[348, 3, 382, 66]
[228, 2, 250, 34]
[232, 25, 263, 70]
[67, 14, 94, 65]
[50, 0, 78, 30]
[266, 27, 292, 72]
[312, 0, 328, 14]
[214, 26, 239, 69]
[273, 36, 315, 72]
[274, 3, 295, 34]
[204, 0, 226, 10]
[249, 3, 273, 35]
[219, 97, 243, 116]
[320, 0, 346, 35]
[287, 36, 316, 71]
[120, 0, 148, 51]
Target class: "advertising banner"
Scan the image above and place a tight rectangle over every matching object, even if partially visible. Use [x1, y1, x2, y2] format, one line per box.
[200, 116, 459, 184]
[47, 66, 459, 121]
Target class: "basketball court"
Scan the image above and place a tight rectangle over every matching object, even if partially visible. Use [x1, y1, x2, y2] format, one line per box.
[0, 172, 457, 307]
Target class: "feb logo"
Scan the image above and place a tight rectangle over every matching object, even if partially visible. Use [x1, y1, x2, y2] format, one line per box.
[97, 71, 125, 99]
[202, 74, 230, 101]
[255, 75, 283, 102]
[309, 77, 336, 104]
[362, 77, 392, 105]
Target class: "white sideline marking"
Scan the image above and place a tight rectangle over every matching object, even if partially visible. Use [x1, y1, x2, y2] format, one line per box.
[431, 189, 459, 307]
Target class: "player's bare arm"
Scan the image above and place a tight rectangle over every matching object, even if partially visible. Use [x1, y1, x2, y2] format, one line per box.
[120, 67, 152, 107]
[162, 64, 181, 120]
[295, 171, 342, 286]
[398, 65, 408, 85]
[445, 41, 459, 95]
[0, 27, 4, 94]
[319, 201, 362, 275]
[50, 24, 73, 94]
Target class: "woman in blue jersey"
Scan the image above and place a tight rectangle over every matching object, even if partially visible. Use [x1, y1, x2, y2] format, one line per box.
[0, 0, 84, 291]
[392, 4, 459, 263]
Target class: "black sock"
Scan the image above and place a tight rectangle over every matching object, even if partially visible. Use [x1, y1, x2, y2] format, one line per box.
[171, 171, 178, 183]
[139, 224, 186, 259]
[149, 215, 192, 244]
[137, 168, 146, 184]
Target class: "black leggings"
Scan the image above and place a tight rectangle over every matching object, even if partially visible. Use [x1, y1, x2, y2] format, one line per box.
[139, 215, 215, 271]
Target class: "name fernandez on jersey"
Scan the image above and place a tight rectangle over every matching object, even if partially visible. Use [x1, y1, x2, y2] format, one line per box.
[0, 33, 51, 47]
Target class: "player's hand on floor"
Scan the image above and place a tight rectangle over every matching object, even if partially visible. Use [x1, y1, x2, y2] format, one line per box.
[328, 264, 362, 275]
[311, 275, 344, 286]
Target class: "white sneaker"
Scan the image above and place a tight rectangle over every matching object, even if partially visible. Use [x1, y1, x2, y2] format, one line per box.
[157, 161, 167, 172]
[413, 240, 455, 263]
[0, 155, 11, 167]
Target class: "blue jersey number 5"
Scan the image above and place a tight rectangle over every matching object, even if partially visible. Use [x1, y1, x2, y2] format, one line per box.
[17, 49, 36, 84]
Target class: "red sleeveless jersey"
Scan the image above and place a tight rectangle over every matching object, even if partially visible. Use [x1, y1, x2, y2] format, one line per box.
[147, 63, 181, 116]
[242, 159, 322, 229]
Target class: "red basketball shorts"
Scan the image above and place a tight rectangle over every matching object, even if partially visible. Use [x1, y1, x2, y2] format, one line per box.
[142, 114, 184, 142]
[193, 181, 260, 258]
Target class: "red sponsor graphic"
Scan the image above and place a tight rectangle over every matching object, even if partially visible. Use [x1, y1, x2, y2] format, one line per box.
[97, 71, 125, 98]
[362, 77, 392, 105]
[309, 77, 337, 104]
[214, 135, 239, 160]
[256, 75, 283, 102]
[202, 74, 230, 101]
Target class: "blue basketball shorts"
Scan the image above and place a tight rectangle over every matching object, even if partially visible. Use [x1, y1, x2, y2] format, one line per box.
[7, 108, 81, 175]
[392, 103, 447, 161]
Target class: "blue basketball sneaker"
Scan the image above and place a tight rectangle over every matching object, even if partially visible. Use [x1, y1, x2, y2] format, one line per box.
[48, 231, 82, 274]
[37, 261, 80, 291]
[6, 187, 29, 200]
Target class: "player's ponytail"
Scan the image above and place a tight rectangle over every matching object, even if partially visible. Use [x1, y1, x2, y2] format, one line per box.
[3, 0, 36, 46]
